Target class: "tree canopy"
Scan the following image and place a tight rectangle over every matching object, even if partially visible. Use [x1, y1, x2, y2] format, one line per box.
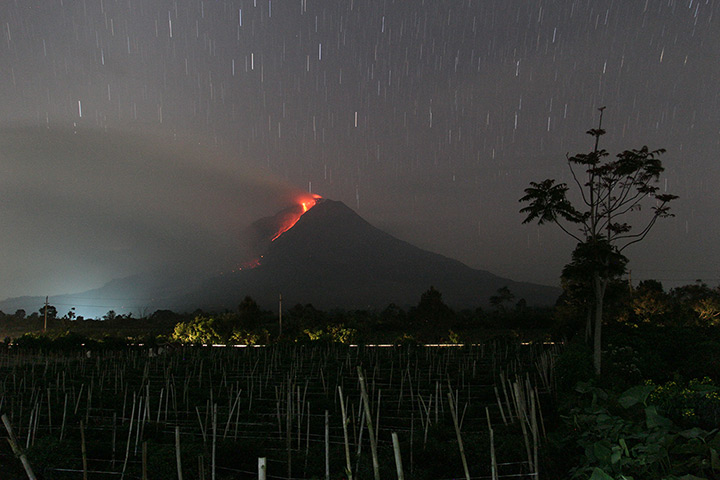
[520, 108, 677, 374]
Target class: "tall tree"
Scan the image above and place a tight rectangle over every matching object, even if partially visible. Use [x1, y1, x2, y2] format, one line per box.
[519, 108, 677, 374]
[489, 286, 515, 311]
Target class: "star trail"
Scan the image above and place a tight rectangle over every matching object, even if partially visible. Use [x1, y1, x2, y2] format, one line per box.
[0, 0, 718, 299]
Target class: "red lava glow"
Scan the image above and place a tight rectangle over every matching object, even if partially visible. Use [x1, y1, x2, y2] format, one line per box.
[271, 194, 322, 241]
[240, 258, 261, 269]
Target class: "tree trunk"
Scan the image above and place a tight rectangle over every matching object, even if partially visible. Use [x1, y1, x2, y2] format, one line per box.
[592, 272, 606, 375]
[585, 308, 592, 343]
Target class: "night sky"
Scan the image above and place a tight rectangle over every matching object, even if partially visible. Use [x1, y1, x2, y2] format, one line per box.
[1, 0, 719, 303]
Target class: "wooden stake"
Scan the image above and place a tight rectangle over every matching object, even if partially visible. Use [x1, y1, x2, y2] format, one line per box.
[212, 404, 217, 480]
[2, 414, 37, 480]
[120, 393, 136, 480]
[494, 385, 508, 425]
[80, 420, 88, 480]
[338, 386, 353, 480]
[357, 367, 380, 480]
[175, 425, 183, 480]
[258, 457, 267, 480]
[286, 386, 292, 480]
[142, 441, 148, 480]
[325, 410, 330, 480]
[486, 407, 498, 480]
[514, 382, 534, 473]
[447, 391, 471, 480]
[391, 432, 405, 480]
[112, 412, 117, 467]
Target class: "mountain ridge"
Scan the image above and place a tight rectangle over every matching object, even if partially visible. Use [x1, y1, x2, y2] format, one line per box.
[0, 199, 560, 316]
[180, 199, 559, 310]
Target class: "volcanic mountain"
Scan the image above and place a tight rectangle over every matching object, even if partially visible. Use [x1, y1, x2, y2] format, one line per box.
[180, 199, 559, 310]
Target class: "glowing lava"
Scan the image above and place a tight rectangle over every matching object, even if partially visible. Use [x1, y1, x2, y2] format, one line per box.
[270, 194, 322, 241]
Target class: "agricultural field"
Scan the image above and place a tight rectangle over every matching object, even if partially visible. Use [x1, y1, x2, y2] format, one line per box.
[0, 342, 551, 480]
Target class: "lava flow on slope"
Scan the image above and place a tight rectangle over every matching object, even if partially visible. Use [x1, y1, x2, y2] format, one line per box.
[239, 194, 322, 271]
[270, 194, 322, 241]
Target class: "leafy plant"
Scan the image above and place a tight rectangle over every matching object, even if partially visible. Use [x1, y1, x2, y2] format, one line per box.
[558, 382, 720, 479]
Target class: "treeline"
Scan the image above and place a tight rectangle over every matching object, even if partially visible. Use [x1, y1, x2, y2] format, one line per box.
[556, 279, 720, 336]
[0, 286, 552, 345]
[1, 280, 719, 347]
[166, 288, 554, 345]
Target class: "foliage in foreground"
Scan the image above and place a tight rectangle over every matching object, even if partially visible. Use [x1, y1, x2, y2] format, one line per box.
[551, 381, 720, 480]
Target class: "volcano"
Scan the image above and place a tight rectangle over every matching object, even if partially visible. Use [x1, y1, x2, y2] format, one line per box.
[181, 199, 559, 310]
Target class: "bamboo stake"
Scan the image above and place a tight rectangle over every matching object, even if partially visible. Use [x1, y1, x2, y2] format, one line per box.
[286, 385, 292, 480]
[514, 382, 534, 473]
[304, 402, 311, 475]
[176, 425, 183, 480]
[195, 406, 207, 444]
[258, 457, 267, 480]
[391, 432, 405, 480]
[111, 412, 117, 467]
[25, 403, 34, 450]
[486, 407, 498, 480]
[530, 390, 539, 480]
[74, 383, 85, 415]
[494, 385, 508, 425]
[357, 367, 380, 480]
[2, 414, 37, 480]
[409, 409, 414, 475]
[134, 396, 144, 455]
[500, 373, 514, 420]
[120, 393, 136, 480]
[325, 410, 330, 480]
[80, 420, 88, 480]
[46, 388, 52, 432]
[142, 441, 148, 480]
[375, 389, 382, 445]
[447, 391, 470, 480]
[211, 404, 217, 480]
[534, 385, 547, 440]
[223, 388, 242, 439]
[338, 386, 353, 480]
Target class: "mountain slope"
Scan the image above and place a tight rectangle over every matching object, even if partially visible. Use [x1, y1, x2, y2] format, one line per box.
[0, 199, 560, 316]
[183, 199, 559, 310]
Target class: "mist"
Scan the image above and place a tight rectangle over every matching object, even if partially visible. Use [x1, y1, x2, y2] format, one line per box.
[0, 124, 309, 298]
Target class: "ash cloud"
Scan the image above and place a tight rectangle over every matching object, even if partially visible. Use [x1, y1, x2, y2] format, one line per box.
[0, 124, 309, 298]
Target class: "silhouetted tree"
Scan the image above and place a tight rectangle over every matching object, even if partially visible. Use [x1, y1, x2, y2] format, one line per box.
[238, 296, 263, 329]
[378, 303, 406, 330]
[287, 304, 326, 334]
[39, 304, 57, 320]
[410, 286, 453, 329]
[490, 286, 515, 311]
[520, 108, 677, 374]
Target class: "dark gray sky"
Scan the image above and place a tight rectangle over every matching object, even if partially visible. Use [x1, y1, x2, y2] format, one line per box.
[1, 0, 718, 302]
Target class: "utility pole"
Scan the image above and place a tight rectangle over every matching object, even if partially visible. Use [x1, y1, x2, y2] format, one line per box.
[43, 296, 48, 333]
[278, 294, 282, 337]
